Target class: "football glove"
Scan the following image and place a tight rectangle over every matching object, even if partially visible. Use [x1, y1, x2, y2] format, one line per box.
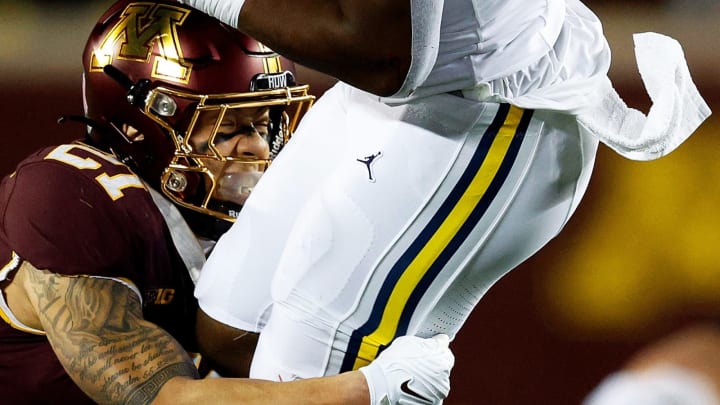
[359, 334, 454, 405]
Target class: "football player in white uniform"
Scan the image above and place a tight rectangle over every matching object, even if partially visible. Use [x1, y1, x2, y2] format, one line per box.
[183, 0, 712, 384]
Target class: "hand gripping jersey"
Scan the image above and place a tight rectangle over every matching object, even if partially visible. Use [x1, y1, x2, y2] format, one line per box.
[0, 142, 198, 404]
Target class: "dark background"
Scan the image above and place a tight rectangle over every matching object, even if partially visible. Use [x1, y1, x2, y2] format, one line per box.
[1, 1, 719, 404]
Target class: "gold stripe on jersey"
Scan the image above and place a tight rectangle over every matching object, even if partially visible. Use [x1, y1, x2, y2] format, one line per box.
[346, 105, 530, 370]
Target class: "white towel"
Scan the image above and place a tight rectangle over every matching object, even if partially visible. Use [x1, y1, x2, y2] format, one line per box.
[576, 32, 712, 161]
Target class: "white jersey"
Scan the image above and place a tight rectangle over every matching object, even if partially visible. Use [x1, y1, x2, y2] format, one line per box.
[195, 0, 709, 381]
[390, 0, 605, 103]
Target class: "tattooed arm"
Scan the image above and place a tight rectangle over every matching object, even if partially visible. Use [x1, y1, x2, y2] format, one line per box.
[12, 261, 451, 405]
[13, 261, 372, 405]
[11, 261, 370, 405]
[18, 262, 199, 404]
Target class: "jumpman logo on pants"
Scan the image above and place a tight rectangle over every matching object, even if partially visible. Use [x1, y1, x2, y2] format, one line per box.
[356, 151, 382, 182]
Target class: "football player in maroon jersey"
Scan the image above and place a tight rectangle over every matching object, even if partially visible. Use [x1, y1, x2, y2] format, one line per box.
[0, 1, 454, 404]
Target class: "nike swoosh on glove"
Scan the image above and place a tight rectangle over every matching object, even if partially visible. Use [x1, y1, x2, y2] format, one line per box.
[359, 334, 454, 405]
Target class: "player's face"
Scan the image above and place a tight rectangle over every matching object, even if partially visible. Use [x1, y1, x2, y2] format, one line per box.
[189, 107, 271, 206]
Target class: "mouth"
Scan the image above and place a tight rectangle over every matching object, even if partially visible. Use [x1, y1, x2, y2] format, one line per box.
[214, 170, 264, 205]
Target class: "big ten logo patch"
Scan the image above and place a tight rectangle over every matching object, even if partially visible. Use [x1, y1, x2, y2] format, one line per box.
[145, 288, 176, 305]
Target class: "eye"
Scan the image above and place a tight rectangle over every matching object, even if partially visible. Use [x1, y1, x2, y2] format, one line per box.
[219, 118, 237, 129]
[254, 121, 270, 138]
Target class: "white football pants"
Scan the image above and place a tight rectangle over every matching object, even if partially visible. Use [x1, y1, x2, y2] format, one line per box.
[195, 82, 598, 379]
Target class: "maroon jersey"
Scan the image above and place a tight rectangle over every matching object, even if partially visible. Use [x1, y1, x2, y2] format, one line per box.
[0, 142, 198, 404]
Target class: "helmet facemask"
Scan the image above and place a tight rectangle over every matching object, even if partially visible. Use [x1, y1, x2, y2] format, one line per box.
[141, 75, 313, 229]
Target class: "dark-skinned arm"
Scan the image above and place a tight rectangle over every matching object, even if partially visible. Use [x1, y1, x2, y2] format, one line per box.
[185, 0, 411, 96]
[195, 307, 258, 377]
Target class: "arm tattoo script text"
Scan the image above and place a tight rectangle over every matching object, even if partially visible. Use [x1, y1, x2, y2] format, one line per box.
[26, 269, 198, 404]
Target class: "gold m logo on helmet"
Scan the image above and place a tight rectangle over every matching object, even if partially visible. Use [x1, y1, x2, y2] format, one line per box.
[91, 2, 192, 83]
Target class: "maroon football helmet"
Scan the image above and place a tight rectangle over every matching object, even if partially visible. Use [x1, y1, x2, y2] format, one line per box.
[81, 0, 314, 238]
